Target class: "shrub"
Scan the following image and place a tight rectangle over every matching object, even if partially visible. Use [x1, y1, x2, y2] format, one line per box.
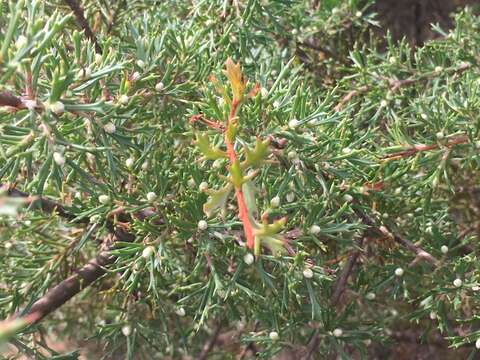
[0, 1, 479, 359]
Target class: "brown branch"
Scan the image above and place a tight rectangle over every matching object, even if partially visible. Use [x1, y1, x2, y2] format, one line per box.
[4, 185, 89, 225]
[0, 91, 24, 108]
[198, 324, 222, 360]
[354, 207, 439, 267]
[5, 228, 133, 328]
[334, 85, 368, 112]
[381, 135, 469, 160]
[334, 62, 472, 112]
[107, 0, 127, 34]
[64, 0, 102, 54]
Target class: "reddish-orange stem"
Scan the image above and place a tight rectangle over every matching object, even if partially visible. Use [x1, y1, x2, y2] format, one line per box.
[225, 100, 255, 249]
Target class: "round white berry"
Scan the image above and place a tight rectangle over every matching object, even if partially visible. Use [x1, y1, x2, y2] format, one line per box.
[146, 192, 157, 202]
[261, 87, 268, 97]
[187, 178, 196, 188]
[90, 214, 101, 223]
[288, 119, 300, 129]
[380, 100, 388, 107]
[343, 194, 353, 203]
[303, 268, 313, 279]
[243, 253, 254, 265]
[270, 196, 281, 208]
[199, 182, 208, 192]
[269, 331, 279, 341]
[342, 147, 352, 154]
[366, 292, 376, 300]
[49, 101, 65, 115]
[15, 35, 27, 49]
[355, 11, 362, 17]
[453, 278, 462, 288]
[440, 245, 448, 254]
[125, 158, 134, 169]
[287, 150, 298, 160]
[476, 339, 480, 349]
[176, 307, 186, 317]
[121, 324, 132, 336]
[142, 246, 155, 259]
[286, 192, 295, 203]
[98, 194, 110, 204]
[198, 220, 208, 231]
[53, 152, 65, 167]
[119, 95, 129, 105]
[436, 131, 445, 140]
[435, 66, 443, 72]
[155, 82, 165, 91]
[136, 60, 145, 68]
[429, 311, 437, 320]
[333, 328, 343, 337]
[104, 123, 116, 134]
[131, 71, 141, 81]
[141, 161, 149, 170]
[310, 225, 321, 235]
[394, 268, 404, 277]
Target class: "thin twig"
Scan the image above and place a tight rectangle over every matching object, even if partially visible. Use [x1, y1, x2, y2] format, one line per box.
[64, 0, 102, 54]
[107, 0, 127, 34]
[198, 324, 222, 360]
[330, 238, 364, 305]
[381, 135, 469, 160]
[334, 62, 472, 112]
[354, 207, 439, 267]
[4, 185, 89, 224]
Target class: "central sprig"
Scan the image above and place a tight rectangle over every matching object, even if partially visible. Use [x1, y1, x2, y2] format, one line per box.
[190, 58, 288, 257]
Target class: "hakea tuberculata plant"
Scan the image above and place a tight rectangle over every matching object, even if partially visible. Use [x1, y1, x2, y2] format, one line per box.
[190, 59, 289, 256]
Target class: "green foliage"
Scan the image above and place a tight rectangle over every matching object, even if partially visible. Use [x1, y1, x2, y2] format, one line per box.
[0, 0, 480, 359]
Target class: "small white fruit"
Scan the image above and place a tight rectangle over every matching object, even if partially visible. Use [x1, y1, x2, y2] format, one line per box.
[125, 158, 134, 169]
[476, 338, 480, 349]
[288, 119, 300, 129]
[53, 152, 65, 166]
[243, 253, 254, 265]
[176, 307, 186, 317]
[453, 278, 462, 287]
[429, 311, 437, 320]
[303, 268, 313, 279]
[286, 192, 295, 203]
[121, 324, 132, 336]
[440, 245, 448, 254]
[119, 95, 129, 105]
[136, 59, 145, 68]
[98, 195, 110, 204]
[333, 328, 343, 337]
[198, 220, 208, 231]
[366, 292, 376, 300]
[270, 196, 281, 208]
[155, 82, 165, 91]
[146, 192, 157, 202]
[269, 331, 279, 341]
[199, 182, 208, 192]
[104, 123, 116, 134]
[394, 268, 404, 277]
[142, 246, 154, 258]
[49, 101, 65, 115]
[343, 194, 353, 203]
[310, 225, 321, 235]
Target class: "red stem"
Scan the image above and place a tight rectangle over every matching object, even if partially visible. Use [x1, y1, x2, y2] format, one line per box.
[225, 100, 255, 249]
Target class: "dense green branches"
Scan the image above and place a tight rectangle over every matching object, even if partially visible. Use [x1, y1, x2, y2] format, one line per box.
[0, 0, 480, 359]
